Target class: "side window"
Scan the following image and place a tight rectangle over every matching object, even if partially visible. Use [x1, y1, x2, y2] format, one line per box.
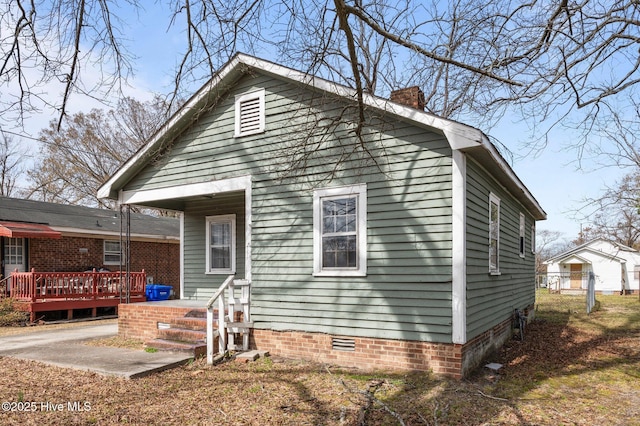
[205, 215, 236, 274]
[103, 240, 121, 265]
[531, 223, 536, 254]
[313, 184, 367, 277]
[234, 89, 265, 137]
[489, 193, 500, 274]
[519, 213, 525, 258]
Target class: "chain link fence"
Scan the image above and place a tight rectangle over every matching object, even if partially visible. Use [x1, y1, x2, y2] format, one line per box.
[535, 272, 597, 314]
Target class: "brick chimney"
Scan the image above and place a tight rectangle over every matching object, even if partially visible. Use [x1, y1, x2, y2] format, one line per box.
[390, 86, 425, 111]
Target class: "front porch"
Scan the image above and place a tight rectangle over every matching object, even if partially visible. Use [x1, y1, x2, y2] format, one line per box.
[9, 269, 147, 321]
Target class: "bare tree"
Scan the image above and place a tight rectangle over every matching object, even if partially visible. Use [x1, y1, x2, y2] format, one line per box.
[2, 0, 640, 161]
[575, 172, 640, 249]
[535, 229, 570, 275]
[0, 131, 26, 197]
[26, 96, 170, 207]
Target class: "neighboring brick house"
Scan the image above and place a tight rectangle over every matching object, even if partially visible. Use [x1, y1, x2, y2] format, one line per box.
[0, 197, 180, 295]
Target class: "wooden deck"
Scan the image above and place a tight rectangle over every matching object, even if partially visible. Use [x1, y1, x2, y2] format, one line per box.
[9, 269, 147, 321]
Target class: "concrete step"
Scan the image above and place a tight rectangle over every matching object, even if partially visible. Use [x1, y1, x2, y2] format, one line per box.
[146, 338, 208, 357]
[235, 350, 270, 363]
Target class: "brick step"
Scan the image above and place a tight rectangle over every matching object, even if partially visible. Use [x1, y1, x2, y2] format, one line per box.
[184, 309, 207, 318]
[146, 338, 208, 357]
[157, 328, 206, 343]
[170, 316, 208, 331]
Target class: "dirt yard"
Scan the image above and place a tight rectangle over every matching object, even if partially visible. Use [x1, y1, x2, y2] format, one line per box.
[0, 293, 638, 425]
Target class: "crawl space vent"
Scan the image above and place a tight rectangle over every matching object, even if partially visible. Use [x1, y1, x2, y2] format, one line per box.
[332, 337, 356, 352]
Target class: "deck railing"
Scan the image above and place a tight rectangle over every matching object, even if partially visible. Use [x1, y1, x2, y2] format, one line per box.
[9, 268, 146, 302]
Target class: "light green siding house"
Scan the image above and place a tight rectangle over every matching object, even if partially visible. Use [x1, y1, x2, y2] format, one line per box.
[99, 54, 546, 378]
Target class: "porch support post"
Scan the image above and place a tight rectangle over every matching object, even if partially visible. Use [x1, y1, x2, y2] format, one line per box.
[452, 150, 467, 344]
[245, 177, 252, 283]
[179, 211, 185, 299]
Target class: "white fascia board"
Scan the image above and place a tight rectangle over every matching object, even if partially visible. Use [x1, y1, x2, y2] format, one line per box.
[50, 226, 179, 242]
[118, 175, 252, 205]
[98, 55, 247, 200]
[476, 134, 546, 220]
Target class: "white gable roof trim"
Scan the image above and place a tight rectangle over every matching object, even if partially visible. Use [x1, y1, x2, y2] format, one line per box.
[545, 238, 636, 265]
[98, 54, 545, 220]
[553, 254, 593, 265]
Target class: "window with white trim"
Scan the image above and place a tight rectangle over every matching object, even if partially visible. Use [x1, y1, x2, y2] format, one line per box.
[234, 89, 265, 137]
[103, 240, 121, 265]
[313, 184, 367, 276]
[4, 238, 24, 265]
[519, 213, 526, 258]
[489, 193, 500, 274]
[205, 214, 236, 274]
[531, 223, 536, 254]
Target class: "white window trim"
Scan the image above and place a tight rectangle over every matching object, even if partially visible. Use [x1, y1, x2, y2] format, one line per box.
[103, 240, 121, 265]
[489, 193, 501, 275]
[234, 89, 265, 137]
[519, 212, 526, 258]
[205, 214, 236, 274]
[313, 184, 367, 277]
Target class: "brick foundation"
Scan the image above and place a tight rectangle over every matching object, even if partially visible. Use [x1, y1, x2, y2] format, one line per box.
[119, 302, 531, 378]
[252, 329, 464, 378]
[251, 306, 532, 379]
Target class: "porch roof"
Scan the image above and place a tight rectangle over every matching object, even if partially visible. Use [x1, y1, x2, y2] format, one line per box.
[0, 221, 62, 239]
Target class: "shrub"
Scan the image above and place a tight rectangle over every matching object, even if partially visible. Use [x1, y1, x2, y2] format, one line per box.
[0, 298, 29, 326]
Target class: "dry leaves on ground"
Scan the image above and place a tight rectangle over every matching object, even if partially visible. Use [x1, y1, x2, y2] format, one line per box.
[0, 295, 638, 425]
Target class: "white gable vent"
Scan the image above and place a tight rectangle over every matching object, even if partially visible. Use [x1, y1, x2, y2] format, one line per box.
[234, 89, 265, 137]
[332, 337, 356, 352]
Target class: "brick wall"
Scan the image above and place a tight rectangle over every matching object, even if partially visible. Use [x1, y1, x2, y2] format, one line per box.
[389, 86, 425, 110]
[119, 303, 198, 341]
[28, 237, 180, 296]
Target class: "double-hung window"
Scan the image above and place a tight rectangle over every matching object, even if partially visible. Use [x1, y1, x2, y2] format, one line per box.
[489, 193, 500, 274]
[103, 240, 121, 265]
[206, 214, 236, 274]
[313, 184, 367, 276]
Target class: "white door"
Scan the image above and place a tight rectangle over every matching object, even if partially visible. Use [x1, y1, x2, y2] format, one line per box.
[3, 237, 26, 284]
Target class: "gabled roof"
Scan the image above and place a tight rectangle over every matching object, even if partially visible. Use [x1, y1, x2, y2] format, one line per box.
[0, 196, 179, 240]
[545, 238, 637, 265]
[553, 254, 593, 265]
[98, 53, 546, 220]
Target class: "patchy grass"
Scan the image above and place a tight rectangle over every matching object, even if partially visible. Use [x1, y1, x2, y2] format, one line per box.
[0, 294, 638, 425]
[85, 335, 146, 351]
